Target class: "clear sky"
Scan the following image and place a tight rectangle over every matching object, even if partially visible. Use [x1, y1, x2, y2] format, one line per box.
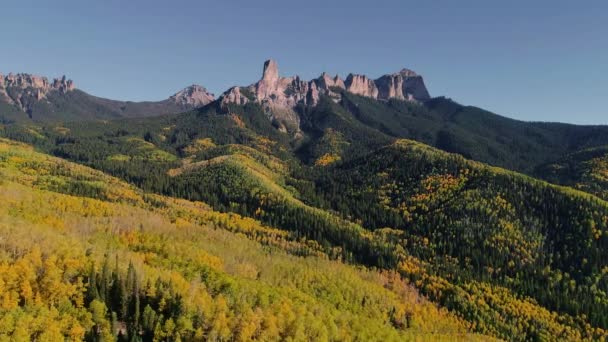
[2, 0, 607, 124]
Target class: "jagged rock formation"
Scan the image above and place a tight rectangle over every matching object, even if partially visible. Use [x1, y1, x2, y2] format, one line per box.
[220, 87, 250, 107]
[375, 69, 430, 101]
[345, 74, 379, 98]
[169, 85, 214, 107]
[220, 60, 309, 133]
[0, 73, 75, 112]
[1, 73, 75, 95]
[0, 72, 215, 122]
[219, 59, 431, 131]
[0, 61, 429, 125]
[317, 72, 346, 91]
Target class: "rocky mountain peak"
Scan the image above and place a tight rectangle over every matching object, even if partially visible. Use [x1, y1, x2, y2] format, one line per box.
[375, 68, 430, 101]
[316, 73, 345, 91]
[219, 87, 250, 107]
[397, 68, 418, 77]
[345, 74, 379, 98]
[262, 59, 279, 83]
[0, 72, 76, 112]
[219, 59, 431, 135]
[52, 75, 75, 93]
[169, 84, 214, 108]
[0, 73, 75, 94]
[219, 60, 430, 108]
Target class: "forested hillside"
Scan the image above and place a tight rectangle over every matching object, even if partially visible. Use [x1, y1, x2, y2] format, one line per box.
[3, 90, 608, 341]
[0, 138, 484, 341]
[536, 145, 608, 201]
[337, 94, 608, 173]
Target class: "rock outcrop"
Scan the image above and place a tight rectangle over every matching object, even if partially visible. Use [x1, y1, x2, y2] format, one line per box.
[345, 74, 379, 98]
[220, 59, 430, 111]
[0, 73, 11, 103]
[316, 72, 345, 91]
[169, 85, 214, 108]
[220, 87, 250, 107]
[0, 73, 76, 112]
[218, 59, 431, 135]
[219, 60, 309, 133]
[52, 75, 75, 93]
[0, 73, 75, 95]
[253, 60, 311, 108]
[375, 69, 430, 101]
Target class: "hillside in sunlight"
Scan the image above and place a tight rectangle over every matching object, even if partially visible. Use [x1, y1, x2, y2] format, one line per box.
[3, 64, 608, 341]
[535, 145, 608, 201]
[0, 138, 485, 341]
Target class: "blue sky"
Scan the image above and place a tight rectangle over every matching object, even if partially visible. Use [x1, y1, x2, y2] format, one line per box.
[2, 0, 607, 124]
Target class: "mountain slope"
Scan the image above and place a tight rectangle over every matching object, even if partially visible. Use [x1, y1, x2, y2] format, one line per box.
[333, 93, 608, 173]
[0, 73, 214, 122]
[536, 145, 608, 200]
[3, 60, 608, 340]
[310, 139, 608, 338]
[0, 138, 483, 341]
[6, 111, 608, 339]
[5, 61, 608, 180]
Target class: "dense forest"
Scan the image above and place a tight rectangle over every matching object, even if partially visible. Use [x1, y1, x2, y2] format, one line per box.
[0, 138, 481, 341]
[2, 93, 608, 340]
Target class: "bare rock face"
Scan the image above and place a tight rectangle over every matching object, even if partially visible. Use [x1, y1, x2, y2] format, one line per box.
[52, 75, 75, 93]
[376, 73, 405, 100]
[262, 60, 279, 83]
[253, 59, 310, 108]
[316, 72, 345, 91]
[400, 72, 431, 101]
[0, 73, 76, 112]
[345, 74, 379, 98]
[1, 73, 76, 96]
[220, 86, 250, 107]
[220, 59, 431, 109]
[218, 59, 432, 135]
[375, 69, 430, 101]
[251, 61, 311, 132]
[170, 85, 214, 108]
[312, 73, 345, 102]
[219, 59, 312, 134]
[307, 81, 320, 106]
[0, 73, 12, 104]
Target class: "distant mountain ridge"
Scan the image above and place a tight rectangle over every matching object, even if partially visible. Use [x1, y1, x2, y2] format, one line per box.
[0, 60, 432, 125]
[219, 59, 430, 133]
[0, 72, 214, 122]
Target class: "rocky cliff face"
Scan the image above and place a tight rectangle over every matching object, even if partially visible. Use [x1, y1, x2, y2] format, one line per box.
[169, 85, 214, 108]
[0, 73, 75, 112]
[219, 60, 309, 134]
[345, 74, 379, 98]
[220, 87, 250, 107]
[375, 69, 430, 101]
[316, 72, 345, 91]
[219, 59, 431, 119]
[218, 59, 431, 135]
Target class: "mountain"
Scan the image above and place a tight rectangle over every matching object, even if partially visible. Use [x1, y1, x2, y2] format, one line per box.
[218, 59, 430, 134]
[0, 72, 214, 122]
[3, 59, 608, 341]
[213, 60, 608, 175]
[331, 93, 608, 173]
[4, 106, 608, 340]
